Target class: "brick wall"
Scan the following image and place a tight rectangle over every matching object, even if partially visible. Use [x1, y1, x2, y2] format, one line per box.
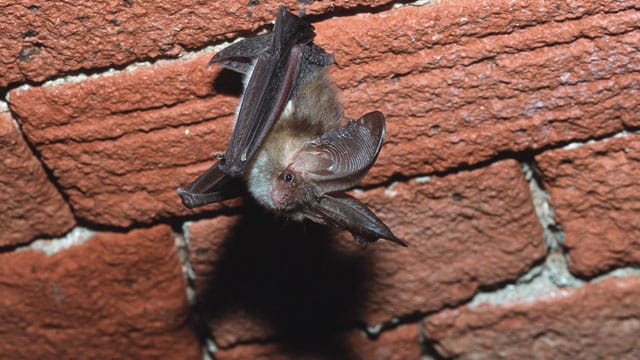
[1, 0, 639, 358]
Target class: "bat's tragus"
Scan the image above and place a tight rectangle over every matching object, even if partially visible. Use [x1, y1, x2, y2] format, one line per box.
[177, 5, 407, 247]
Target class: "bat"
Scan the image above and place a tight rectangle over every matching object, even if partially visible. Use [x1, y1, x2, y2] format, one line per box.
[178, 6, 406, 247]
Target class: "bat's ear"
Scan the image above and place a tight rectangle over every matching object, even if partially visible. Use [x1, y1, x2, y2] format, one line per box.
[290, 111, 387, 194]
[306, 193, 407, 246]
[177, 162, 243, 208]
[208, 33, 273, 74]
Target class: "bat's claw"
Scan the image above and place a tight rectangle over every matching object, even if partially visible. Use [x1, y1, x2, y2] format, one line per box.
[353, 234, 371, 247]
[177, 188, 198, 209]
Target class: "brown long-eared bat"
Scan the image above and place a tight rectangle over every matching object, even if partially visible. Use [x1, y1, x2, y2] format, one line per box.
[178, 6, 406, 247]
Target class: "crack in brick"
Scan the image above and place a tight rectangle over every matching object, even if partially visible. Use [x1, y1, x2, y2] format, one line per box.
[593, 267, 640, 281]
[418, 320, 447, 360]
[365, 317, 404, 337]
[392, 0, 442, 9]
[521, 161, 565, 251]
[563, 128, 640, 150]
[466, 253, 581, 307]
[464, 260, 640, 309]
[174, 231, 196, 306]
[14, 227, 95, 255]
[174, 227, 218, 360]
[453, 150, 640, 308]
[14, 43, 230, 91]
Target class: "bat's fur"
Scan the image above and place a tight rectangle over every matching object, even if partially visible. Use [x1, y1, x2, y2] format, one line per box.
[246, 72, 342, 216]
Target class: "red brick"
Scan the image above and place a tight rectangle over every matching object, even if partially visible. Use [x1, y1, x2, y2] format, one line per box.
[0, 0, 393, 87]
[9, 53, 237, 227]
[215, 324, 421, 360]
[186, 159, 545, 346]
[424, 275, 640, 359]
[0, 110, 75, 246]
[0, 225, 200, 359]
[318, 1, 640, 182]
[536, 134, 640, 277]
[9, 0, 639, 227]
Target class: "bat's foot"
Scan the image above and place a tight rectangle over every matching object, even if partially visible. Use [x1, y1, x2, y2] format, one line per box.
[353, 233, 372, 247]
[209, 152, 225, 160]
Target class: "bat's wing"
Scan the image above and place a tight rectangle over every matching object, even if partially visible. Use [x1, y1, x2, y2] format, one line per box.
[208, 33, 273, 74]
[289, 111, 387, 194]
[305, 193, 407, 246]
[178, 6, 317, 207]
[177, 162, 243, 208]
[221, 5, 316, 177]
[177, 30, 273, 208]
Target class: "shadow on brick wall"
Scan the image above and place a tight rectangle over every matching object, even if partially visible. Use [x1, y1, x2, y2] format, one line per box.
[194, 199, 374, 358]
[212, 69, 244, 97]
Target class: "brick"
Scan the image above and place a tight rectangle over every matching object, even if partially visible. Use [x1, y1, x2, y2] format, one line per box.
[9, 0, 639, 227]
[318, 1, 640, 182]
[536, 134, 640, 277]
[0, 109, 75, 247]
[215, 323, 421, 359]
[424, 275, 640, 359]
[9, 53, 237, 227]
[0, 225, 200, 359]
[186, 159, 545, 346]
[0, 0, 394, 87]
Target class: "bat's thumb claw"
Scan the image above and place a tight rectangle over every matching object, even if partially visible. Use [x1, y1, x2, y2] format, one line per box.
[352, 232, 408, 247]
[177, 188, 198, 209]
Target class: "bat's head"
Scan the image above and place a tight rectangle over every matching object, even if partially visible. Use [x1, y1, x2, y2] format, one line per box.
[270, 166, 315, 212]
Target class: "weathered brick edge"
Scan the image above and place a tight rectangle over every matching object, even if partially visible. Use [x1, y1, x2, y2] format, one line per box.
[0, 104, 75, 247]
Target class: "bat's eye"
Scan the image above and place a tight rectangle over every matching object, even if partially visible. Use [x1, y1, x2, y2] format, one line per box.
[283, 172, 295, 183]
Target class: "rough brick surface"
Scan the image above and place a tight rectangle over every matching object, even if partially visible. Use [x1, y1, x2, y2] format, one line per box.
[424, 275, 640, 359]
[320, 0, 640, 182]
[536, 134, 640, 277]
[0, 225, 199, 359]
[9, 53, 237, 227]
[0, 0, 393, 87]
[215, 324, 421, 360]
[186, 159, 545, 346]
[10, 0, 640, 226]
[0, 109, 75, 247]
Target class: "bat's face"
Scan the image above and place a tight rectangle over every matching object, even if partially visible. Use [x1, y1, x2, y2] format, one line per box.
[271, 167, 317, 213]
[244, 126, 311, 216]
[271, 170, 300, 211]
[271, 168, 304, 210]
